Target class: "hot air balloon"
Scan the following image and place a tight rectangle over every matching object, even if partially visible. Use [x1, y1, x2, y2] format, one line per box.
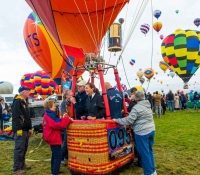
[129, 59, 135, 66]
[153, 77, 156, 80]
[175, 10, 179, 14]
[136, 70, 144, 79]
[33, 70, 57, 98]
[144, 68, 154, 80]
[135, 78, 138, 81]
[24, 12, 85, 82]
[153, 22, 162, 33]
[161, 29, 200, 89]
[114, 83, 127, 92]
[155, 72, 158, 75]
[118, 18, 124, 24]
[140, 24, 150, 36]
[160, 80, 163, 84]
[167, 74, 169, 76]
[20, 73, 37, 97]
[160, 34, 164, 40]
[139, 77, 145, 84]
[0, 81, 14, 94]
[153, 10, 161, 19]
[169, 70, 176, 78]
[26, 0, 128, 54]
[194, 18, 200, 27]
[159, 61, 168, 72]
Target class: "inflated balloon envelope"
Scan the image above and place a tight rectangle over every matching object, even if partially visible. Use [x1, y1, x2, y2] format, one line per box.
[161, 29, 200, 89]
[24, 12, 85, 80]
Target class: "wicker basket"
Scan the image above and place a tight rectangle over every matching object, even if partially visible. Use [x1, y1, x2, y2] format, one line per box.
[67, 120, 134, 175]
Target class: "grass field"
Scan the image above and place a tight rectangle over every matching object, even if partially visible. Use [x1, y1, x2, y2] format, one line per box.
[0, 111, 200, 175]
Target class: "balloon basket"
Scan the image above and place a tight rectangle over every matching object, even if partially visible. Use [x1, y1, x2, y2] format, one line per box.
[67, 120, 134, 175]
[183, 83, 188, 89]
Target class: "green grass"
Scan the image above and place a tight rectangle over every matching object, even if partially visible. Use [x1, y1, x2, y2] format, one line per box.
[0, 111, 200, 175]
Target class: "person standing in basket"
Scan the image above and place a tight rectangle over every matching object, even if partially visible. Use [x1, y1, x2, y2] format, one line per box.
[70, 80, 88, 120]
[12, 86, 32, 175]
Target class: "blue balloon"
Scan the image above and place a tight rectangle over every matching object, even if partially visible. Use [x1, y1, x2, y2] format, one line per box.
[154, 10, 161, 19]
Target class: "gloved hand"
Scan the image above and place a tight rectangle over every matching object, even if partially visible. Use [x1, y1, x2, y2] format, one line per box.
[17, 130, 23, 136]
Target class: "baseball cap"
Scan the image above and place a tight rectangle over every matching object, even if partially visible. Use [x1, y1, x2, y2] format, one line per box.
[18, 86, 30, 93]
[77, 80, 86, 86]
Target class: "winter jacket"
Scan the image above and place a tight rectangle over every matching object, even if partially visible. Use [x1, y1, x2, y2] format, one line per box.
[42, 110, 71, 145]
[167, 92, 174, 101]
[115, 100, 155, 135]
[154, 94, 161, 105]
[85, 93, 105, 119]
[107, 88, 123, 119]
[11, 95, 32, 132]
[74, 91, 88, 119]
[127, 100, 137, 112]
[194, 94, 200, 101]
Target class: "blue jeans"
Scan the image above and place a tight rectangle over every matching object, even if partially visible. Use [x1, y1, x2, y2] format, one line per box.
[194, 100, 198, 108]
[155, 105, 161, 116]
[179, 101, 182, 109]
[134, 131, 155, 175]
[61, 129, 68, 160]
[168, 100, 174, 111]
[50, 145, 62, 175]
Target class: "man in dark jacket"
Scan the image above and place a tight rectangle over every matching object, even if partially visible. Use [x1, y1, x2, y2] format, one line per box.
[70, 80, 88, 120]
[12, 86, 32, 174]
[167, 90, 174, 112]
[105, 82, 123, 119]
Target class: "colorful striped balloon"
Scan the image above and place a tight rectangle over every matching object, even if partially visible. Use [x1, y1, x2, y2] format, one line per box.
[140, 24, 150, 36]
[161, 29, 200, 83]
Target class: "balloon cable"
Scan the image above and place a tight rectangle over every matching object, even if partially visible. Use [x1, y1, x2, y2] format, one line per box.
[145, 0, 154, 92]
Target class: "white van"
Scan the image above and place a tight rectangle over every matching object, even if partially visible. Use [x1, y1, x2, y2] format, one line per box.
[0, 94, 16, 105]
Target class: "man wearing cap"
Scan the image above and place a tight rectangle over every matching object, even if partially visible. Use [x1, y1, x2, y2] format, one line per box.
[12, 86, 32, 174]
[70, 80, 88, 120]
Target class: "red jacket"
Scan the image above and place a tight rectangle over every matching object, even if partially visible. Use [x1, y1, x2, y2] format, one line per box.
[42, 110, 71, 145]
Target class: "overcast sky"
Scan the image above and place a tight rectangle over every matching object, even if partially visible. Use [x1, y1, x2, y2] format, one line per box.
[0, 0, 200, 94]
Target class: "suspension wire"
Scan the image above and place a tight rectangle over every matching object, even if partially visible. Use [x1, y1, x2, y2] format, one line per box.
[29, 0, 74, 70]
[145, 0, 154, 92]
[121, 2, 130, 46]
[99, 0, 107, 48]
[95, 0, 100, 46]
[60, 15, 86, 54]
[99, 0, 127, 53]
[115, 0, 149, 67]
[121, 0, 149, 56]
[83, 0, 98, 46]
[121, 57, 131, 88]
[73, 0, 98, 50]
